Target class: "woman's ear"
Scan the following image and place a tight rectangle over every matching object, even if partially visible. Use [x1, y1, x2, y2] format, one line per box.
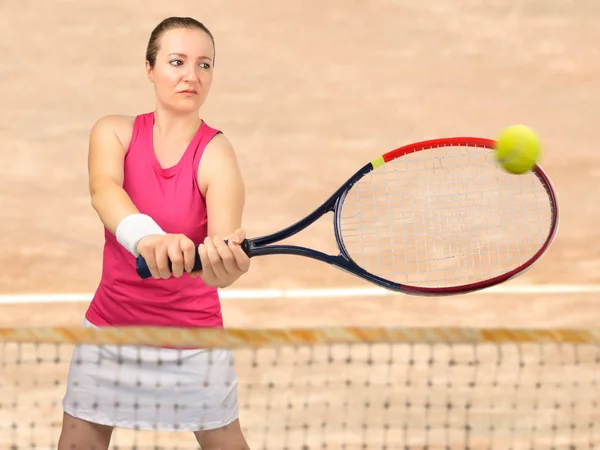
[145, 61, 154, 83]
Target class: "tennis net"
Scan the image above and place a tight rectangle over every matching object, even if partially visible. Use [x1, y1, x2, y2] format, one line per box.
[1, 325, 599, 449]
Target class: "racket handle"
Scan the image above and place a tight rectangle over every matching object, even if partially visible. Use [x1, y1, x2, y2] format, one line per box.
[135, 239, 251, 279]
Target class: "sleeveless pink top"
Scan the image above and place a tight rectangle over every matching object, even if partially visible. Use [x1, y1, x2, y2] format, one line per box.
[85, 112, 223, 329]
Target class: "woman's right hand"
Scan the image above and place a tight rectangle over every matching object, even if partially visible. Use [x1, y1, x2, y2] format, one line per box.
[136, 234, 197, 279]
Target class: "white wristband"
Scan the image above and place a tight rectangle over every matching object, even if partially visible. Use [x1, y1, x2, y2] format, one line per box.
[116, 213, 166, 257]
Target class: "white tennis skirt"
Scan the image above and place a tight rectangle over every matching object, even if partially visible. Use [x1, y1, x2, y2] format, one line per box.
[62, 319, 239, 432]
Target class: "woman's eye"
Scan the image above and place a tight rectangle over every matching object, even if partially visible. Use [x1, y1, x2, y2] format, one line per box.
[199, 63, 211, 69]
[169, 60, 183, 66]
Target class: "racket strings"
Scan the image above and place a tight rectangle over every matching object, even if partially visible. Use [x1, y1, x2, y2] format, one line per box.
[339, 144, 554, 288]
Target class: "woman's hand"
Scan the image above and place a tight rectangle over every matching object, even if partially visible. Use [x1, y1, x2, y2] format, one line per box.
[192, 228, 250, 288]
[136, 234, 197, 280]
[136, 229, 250, 286]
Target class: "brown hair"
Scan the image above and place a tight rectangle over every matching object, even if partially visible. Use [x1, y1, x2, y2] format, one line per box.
[145, 17, 215, 68]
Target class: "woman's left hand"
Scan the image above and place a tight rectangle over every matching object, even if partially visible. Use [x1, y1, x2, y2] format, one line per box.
[191, 228, 251, 288]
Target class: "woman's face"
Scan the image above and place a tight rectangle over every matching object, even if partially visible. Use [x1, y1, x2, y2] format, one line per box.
[146, 27, 215, 114]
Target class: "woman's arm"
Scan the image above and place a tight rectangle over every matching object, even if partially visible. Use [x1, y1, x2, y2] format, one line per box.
[198, 133, 246, 237]
[88, 115, 139, 233]
[196, 133, 250, 288]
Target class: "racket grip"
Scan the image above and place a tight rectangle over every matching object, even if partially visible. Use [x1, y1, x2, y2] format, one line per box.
[135, 239, 251, 279]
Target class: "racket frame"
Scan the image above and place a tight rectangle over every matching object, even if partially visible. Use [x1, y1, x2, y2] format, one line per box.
[244, 137, 559, 296]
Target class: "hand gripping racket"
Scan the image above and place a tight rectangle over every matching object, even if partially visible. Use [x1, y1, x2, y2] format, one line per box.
[136, 137, 559, 296]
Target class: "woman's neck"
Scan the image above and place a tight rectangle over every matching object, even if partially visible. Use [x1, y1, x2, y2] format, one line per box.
[152, 107, 202, 141]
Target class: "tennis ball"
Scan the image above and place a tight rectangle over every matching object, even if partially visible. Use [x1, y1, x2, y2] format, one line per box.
[494, 124, 541, 174]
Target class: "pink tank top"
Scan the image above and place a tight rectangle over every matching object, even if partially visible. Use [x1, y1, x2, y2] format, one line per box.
[85, 112, 223, 329]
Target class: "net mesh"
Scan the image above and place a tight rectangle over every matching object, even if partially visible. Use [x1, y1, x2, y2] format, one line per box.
[339, 144, 556, 288]
[1, 326, 599, 449]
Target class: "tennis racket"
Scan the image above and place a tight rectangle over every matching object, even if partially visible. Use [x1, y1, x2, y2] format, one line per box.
[136, 137, 559, 296]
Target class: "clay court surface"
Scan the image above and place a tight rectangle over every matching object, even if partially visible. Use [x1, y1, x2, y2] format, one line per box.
[1, 0, 599, 448]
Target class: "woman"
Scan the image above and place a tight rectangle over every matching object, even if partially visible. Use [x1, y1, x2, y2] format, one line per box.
[58, 17, 252, 449]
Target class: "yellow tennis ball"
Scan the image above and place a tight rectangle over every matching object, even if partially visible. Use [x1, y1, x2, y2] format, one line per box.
[494, 124, 541, 174]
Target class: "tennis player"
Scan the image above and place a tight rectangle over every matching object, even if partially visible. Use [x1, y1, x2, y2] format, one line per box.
[58, 17, 251, 449]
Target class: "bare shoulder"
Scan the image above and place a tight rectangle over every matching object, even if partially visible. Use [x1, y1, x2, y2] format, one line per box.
[201, 132, 241, 171]
[198, 131, 244, 192]
[204, 131, 238, 161]
[90, 114, 136, 150]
